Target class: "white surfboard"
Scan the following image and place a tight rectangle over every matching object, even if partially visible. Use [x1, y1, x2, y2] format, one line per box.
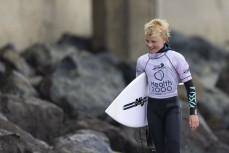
[105, 72, 148, 128]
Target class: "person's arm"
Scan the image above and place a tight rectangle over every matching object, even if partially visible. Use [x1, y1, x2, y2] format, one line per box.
[184, 79, 197, 115]
[136, 58, 144, 77]
[184, 79, 199, 131]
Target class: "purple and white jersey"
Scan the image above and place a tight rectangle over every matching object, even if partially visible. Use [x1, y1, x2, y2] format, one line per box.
[136, 50, 192, 99]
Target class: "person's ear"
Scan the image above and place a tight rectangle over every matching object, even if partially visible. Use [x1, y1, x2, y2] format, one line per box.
[163, 36, 168, 43]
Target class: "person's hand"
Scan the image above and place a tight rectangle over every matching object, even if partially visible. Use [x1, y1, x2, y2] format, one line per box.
[189, 115, 199, 131]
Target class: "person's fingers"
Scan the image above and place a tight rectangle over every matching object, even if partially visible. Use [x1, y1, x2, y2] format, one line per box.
[189, 116, 199, 131]
[189, 119, 199, 131]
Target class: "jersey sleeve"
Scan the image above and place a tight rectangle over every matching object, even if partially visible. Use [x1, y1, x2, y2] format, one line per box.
[136, 57, 144, 77]
[173, 52, 192, 82]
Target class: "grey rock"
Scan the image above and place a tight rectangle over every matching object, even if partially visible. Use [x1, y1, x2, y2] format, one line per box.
[0, 112, 51, 153]
[39, 52, 125, 117]
[49, 129, 112, 153]
[0, 44, 34, 77]
[198, 87, 229, 130]
[0, 94, 64, 143]
[0, 70, 38, 97]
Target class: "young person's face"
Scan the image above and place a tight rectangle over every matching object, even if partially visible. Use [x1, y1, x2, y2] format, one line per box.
[145, 33, 167, 53]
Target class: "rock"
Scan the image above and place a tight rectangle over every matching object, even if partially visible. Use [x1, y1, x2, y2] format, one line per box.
[38, 52, 125, 117]
[97, 52, 136, 84]
[57, 33, 92, 51]
[0, 70, 38, 97]
[21, 43, 77, 75]
[216, 61, 229, 95]
[1, 33, 229, 153]
[116, 61, 136, 85]
[0, 94, 64, 143]
[0, 44, 34, 77]
[0, 129, 32, 153]
[49, 129, 112, 153]
[61, 112, 145, 153]
[215, 130, 229, 147]
[204, 142, 229, 153]
[198, 87, 229, 130]
[0, 112, 51, 153]
[76, 129, 111, 146]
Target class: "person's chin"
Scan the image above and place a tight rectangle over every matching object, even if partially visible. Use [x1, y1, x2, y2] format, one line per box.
[149, 50, 158, 53]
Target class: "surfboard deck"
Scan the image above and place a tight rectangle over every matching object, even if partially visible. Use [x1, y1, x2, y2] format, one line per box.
[105, 73, 148, 128]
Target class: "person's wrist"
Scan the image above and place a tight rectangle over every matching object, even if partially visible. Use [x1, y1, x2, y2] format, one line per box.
[190, 108, 198, 115]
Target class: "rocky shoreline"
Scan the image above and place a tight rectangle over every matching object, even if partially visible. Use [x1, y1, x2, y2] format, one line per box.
[0, 31, 229, 153]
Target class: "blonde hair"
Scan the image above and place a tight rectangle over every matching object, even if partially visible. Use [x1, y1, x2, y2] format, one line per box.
[144, 18, 170, 38]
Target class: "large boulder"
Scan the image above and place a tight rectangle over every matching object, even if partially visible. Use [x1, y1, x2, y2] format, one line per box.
[21, 43, 77, 75]
[0, 70, 38, 97]
[0, 94, 64, 143]
[49, 129, 112, 153]
[198, 87, 229, 130]
[215, 130, 229, 147]
[0, 44, 34, 77]
[0, 113, 51, 153]
[38, 51, 125, 117]
[216, 60, 229, 96]
[59, 112, 141, 153]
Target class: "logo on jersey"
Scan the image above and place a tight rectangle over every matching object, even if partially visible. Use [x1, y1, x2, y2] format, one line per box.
[151, 80, 173, 94]
[154, 70, 164, 81]
[151, 63, 173, 94]
[153, 63, 165, 81]
[183, 68, 190, 74]
[153, 63, 165, 70]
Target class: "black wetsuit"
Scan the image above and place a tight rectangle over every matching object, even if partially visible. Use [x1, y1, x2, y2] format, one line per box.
[147, 96, 181, 153]
[136, 44, 197, 153]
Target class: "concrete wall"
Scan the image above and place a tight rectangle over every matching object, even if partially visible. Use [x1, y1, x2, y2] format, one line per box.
[93, 0, 229, 60]
[128, 0, 156, 60]
[161, 0, 229, 47]
[93, 0, 156, 60]
[0, 0, 92, 51]
[1, 0, 229, 58]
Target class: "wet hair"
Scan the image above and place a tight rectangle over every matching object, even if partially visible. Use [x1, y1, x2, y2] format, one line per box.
[144, 18, 170, 38]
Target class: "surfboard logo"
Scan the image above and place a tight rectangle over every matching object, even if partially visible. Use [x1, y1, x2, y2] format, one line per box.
[123, 97, 148, 110]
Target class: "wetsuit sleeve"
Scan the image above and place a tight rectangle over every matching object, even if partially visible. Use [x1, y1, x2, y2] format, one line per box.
[136, 58, 144, 77]
[184, 79, 198, 115]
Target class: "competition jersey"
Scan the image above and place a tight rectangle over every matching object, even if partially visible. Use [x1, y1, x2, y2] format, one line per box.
[136, 50, 192, 99]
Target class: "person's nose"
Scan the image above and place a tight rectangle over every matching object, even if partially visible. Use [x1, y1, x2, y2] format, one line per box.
[147, 42, 153, 47]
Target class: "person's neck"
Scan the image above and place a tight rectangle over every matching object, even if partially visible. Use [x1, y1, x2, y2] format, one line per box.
[157, 43, 171, 53]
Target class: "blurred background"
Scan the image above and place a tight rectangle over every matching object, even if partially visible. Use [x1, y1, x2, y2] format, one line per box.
[0, 0, 229, 153]
[1, 0, 229, 59]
